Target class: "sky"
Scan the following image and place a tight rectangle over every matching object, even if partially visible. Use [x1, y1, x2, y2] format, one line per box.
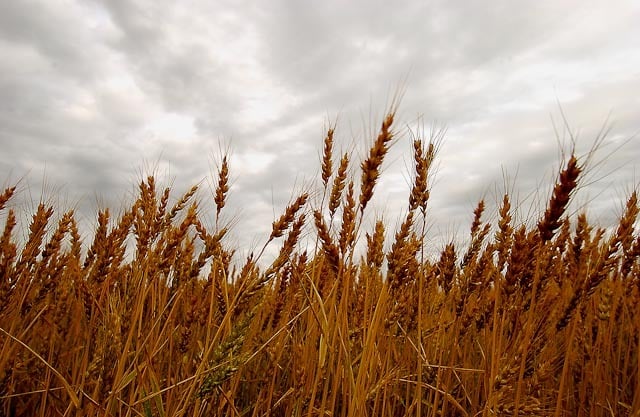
[1, 0, 639, 260]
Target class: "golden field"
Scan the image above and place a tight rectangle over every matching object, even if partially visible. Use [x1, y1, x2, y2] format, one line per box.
[1, 106, 639, 416]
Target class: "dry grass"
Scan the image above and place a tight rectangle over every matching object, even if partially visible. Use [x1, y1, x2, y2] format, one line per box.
[1, 107, 639, 417]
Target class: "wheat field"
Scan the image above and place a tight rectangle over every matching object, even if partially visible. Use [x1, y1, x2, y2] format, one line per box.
[1, 106, 639, 416]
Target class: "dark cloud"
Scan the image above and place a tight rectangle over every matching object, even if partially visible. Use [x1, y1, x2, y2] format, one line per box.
[0, 0, 638, 259]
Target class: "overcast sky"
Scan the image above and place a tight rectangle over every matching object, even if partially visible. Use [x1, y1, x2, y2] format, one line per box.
[1, 0, 639, 260]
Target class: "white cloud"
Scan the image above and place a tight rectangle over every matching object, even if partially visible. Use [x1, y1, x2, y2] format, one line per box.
[0, 0, 638, 259]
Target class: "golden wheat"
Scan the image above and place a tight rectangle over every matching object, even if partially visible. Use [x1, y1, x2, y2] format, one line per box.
[0, 106, 637, 417]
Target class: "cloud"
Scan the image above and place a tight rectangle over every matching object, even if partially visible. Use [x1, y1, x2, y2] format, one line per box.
[0, 0, 638, 261]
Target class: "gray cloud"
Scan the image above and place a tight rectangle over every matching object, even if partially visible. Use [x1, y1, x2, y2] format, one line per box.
[1, 0, 638, 260]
